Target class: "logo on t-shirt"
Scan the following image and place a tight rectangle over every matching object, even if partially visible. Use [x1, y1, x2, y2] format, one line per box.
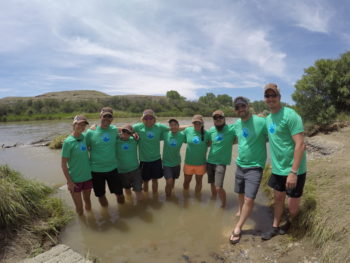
[146, 131, 155, 139]
[122, 143, 129, 150]
[242, 128, 249, 138]
[215, 134, 224, 141]
[170, 139, 177, 147]
[192, 136, 200, 144]
[269, 123, 276, 134]
[102, 133, 110, 142]
[80, 143, 87, 151]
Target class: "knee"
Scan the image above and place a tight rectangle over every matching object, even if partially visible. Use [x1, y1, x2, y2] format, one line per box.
[244, 197, 254, 205]
[215, 187, 224, 193]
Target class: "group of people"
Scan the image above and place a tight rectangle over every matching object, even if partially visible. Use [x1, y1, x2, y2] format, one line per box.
[61, 83, 307, 244]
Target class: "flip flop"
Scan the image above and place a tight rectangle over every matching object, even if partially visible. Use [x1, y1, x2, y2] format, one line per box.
[229, 231, 241, 244]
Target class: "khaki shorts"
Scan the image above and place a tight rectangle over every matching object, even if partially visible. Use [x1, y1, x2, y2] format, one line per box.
[183, 164, 206, 176]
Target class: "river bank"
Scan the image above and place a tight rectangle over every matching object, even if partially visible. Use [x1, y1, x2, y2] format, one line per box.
[1, 120, 349, 262]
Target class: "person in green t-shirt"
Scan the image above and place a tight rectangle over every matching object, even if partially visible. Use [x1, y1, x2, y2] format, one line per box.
[207, 110, 236, 208]
[183, 115, 210, 194]
[162, 118, 186, 197]
[85, 107, 125, 207]
[132, 109, 169, 194]
[229, 97, 268, 244]
[61, 115, 92, 216]
[261, 83, 307, 241]
[116, 124, 143, 202]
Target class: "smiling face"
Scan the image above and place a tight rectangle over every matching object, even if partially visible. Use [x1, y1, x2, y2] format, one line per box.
[73, 122, 87, 134]
[234, 103, 250, 120]
[169, 121, 179, 133]
[264, 90, 281, 112]
[100, 114, 113, 128]
[192, 121, 203, 131]
[213, 115, 225, 127]
[142, 115, 156, 127]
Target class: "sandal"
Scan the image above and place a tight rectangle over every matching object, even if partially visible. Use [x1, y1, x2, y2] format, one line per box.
[229, 231, 241, 244]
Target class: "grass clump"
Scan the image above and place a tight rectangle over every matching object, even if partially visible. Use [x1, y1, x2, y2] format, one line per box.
[49, 134, 68, 149]
[0, 165, 73, 260]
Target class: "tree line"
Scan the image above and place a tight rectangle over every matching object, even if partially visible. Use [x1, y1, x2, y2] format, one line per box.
[0, 91, 273, 122]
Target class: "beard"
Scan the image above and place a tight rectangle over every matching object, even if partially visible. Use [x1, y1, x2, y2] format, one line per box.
[215, 122, 226, 131]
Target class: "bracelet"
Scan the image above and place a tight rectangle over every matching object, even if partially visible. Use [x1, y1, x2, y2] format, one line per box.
[290, 170, 297, 175]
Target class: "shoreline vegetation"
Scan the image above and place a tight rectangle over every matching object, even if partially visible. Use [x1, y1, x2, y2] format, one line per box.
[0, 165, 72, 262]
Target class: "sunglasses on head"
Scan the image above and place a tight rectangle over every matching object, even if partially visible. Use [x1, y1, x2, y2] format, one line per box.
[213, 115, 224, 120]
[235, 104, 247, 111]
[122, 129, 132, 135]
[143, 116, 154, 120]
[103, 114, 113, 119]
[264, 93, 278, 98]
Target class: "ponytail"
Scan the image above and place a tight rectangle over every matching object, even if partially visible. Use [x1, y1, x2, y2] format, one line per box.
[201, 126, 205, 141]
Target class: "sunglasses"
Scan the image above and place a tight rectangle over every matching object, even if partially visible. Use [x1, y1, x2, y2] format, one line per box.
[103, 114, 113, 119]
[143, 116, 154, 120]
[213, 116, 224, 120]
[122, 129, 132, 135]
[192, 121, 202, 125]
[235, 104, 247, 111]
[264, 94, 278, 98]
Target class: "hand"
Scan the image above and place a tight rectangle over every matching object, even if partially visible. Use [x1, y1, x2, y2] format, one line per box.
[67, 181, 76, 193]
[133, 132, 139, 140]
[286, 173, 297, 190]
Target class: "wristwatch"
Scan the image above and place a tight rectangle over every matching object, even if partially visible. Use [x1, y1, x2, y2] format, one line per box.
[290, 170, 297, 175]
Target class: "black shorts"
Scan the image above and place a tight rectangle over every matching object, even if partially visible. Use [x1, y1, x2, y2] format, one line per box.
[268, 173, 306, 198]
[91, 168, 123, 197]
[140, 159, 163, 181]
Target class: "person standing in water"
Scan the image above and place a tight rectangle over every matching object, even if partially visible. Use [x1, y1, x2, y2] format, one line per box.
[132, 109, 169, 194]
[207, 110, 236, 208]
[61, 115, 93, 215]
[183, 115, 210, 194]
[162, 118, 186, 197]
[85, 107, 125, 207]
[116, 124, 143, 202]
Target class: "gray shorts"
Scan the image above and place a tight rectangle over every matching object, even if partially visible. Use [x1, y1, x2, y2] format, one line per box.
[207, 163, 226, 188]
[163, 165, 181, 180]
[234, 165, 263, 199]
[119, 168, 142, 192]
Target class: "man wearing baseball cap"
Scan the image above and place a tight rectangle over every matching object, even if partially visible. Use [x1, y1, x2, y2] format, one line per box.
[85, 107, 125, 207]
[261, 83, 307, 240]
[229, 96, 268, 244]
[207, 110, 236, 208]
[132, 109, 169, 194]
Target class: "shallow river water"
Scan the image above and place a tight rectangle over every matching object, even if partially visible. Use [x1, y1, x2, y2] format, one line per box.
[0, 118, 273, 263]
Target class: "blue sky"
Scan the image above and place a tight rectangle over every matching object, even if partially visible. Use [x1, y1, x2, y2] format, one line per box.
[0, 0, 349, 103]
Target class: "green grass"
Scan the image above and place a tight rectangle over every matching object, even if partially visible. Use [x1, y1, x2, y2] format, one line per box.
[0, 165, 72, 248]
[49, 134, 69, 149]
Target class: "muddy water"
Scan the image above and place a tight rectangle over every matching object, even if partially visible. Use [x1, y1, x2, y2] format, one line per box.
[0, 118, 273, 263]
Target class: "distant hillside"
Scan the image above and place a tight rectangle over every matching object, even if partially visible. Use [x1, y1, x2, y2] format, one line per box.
[0, 90, 110, 103]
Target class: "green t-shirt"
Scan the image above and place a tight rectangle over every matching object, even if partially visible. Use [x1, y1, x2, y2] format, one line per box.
[162, 131, 186, 167]
[132, 122, 169, 162]
[61, 134, 92, 183]
[234, 115, 268, 169]
[207, 125, 236, 165]
[184, 127, 210, 165]
[116, 136, 139, 173]
[85, 125, 118, 172]
[266, 107, 307, 175]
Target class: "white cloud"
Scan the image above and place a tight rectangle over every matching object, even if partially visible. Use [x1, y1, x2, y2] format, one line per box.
[286, 0, 333, 33]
